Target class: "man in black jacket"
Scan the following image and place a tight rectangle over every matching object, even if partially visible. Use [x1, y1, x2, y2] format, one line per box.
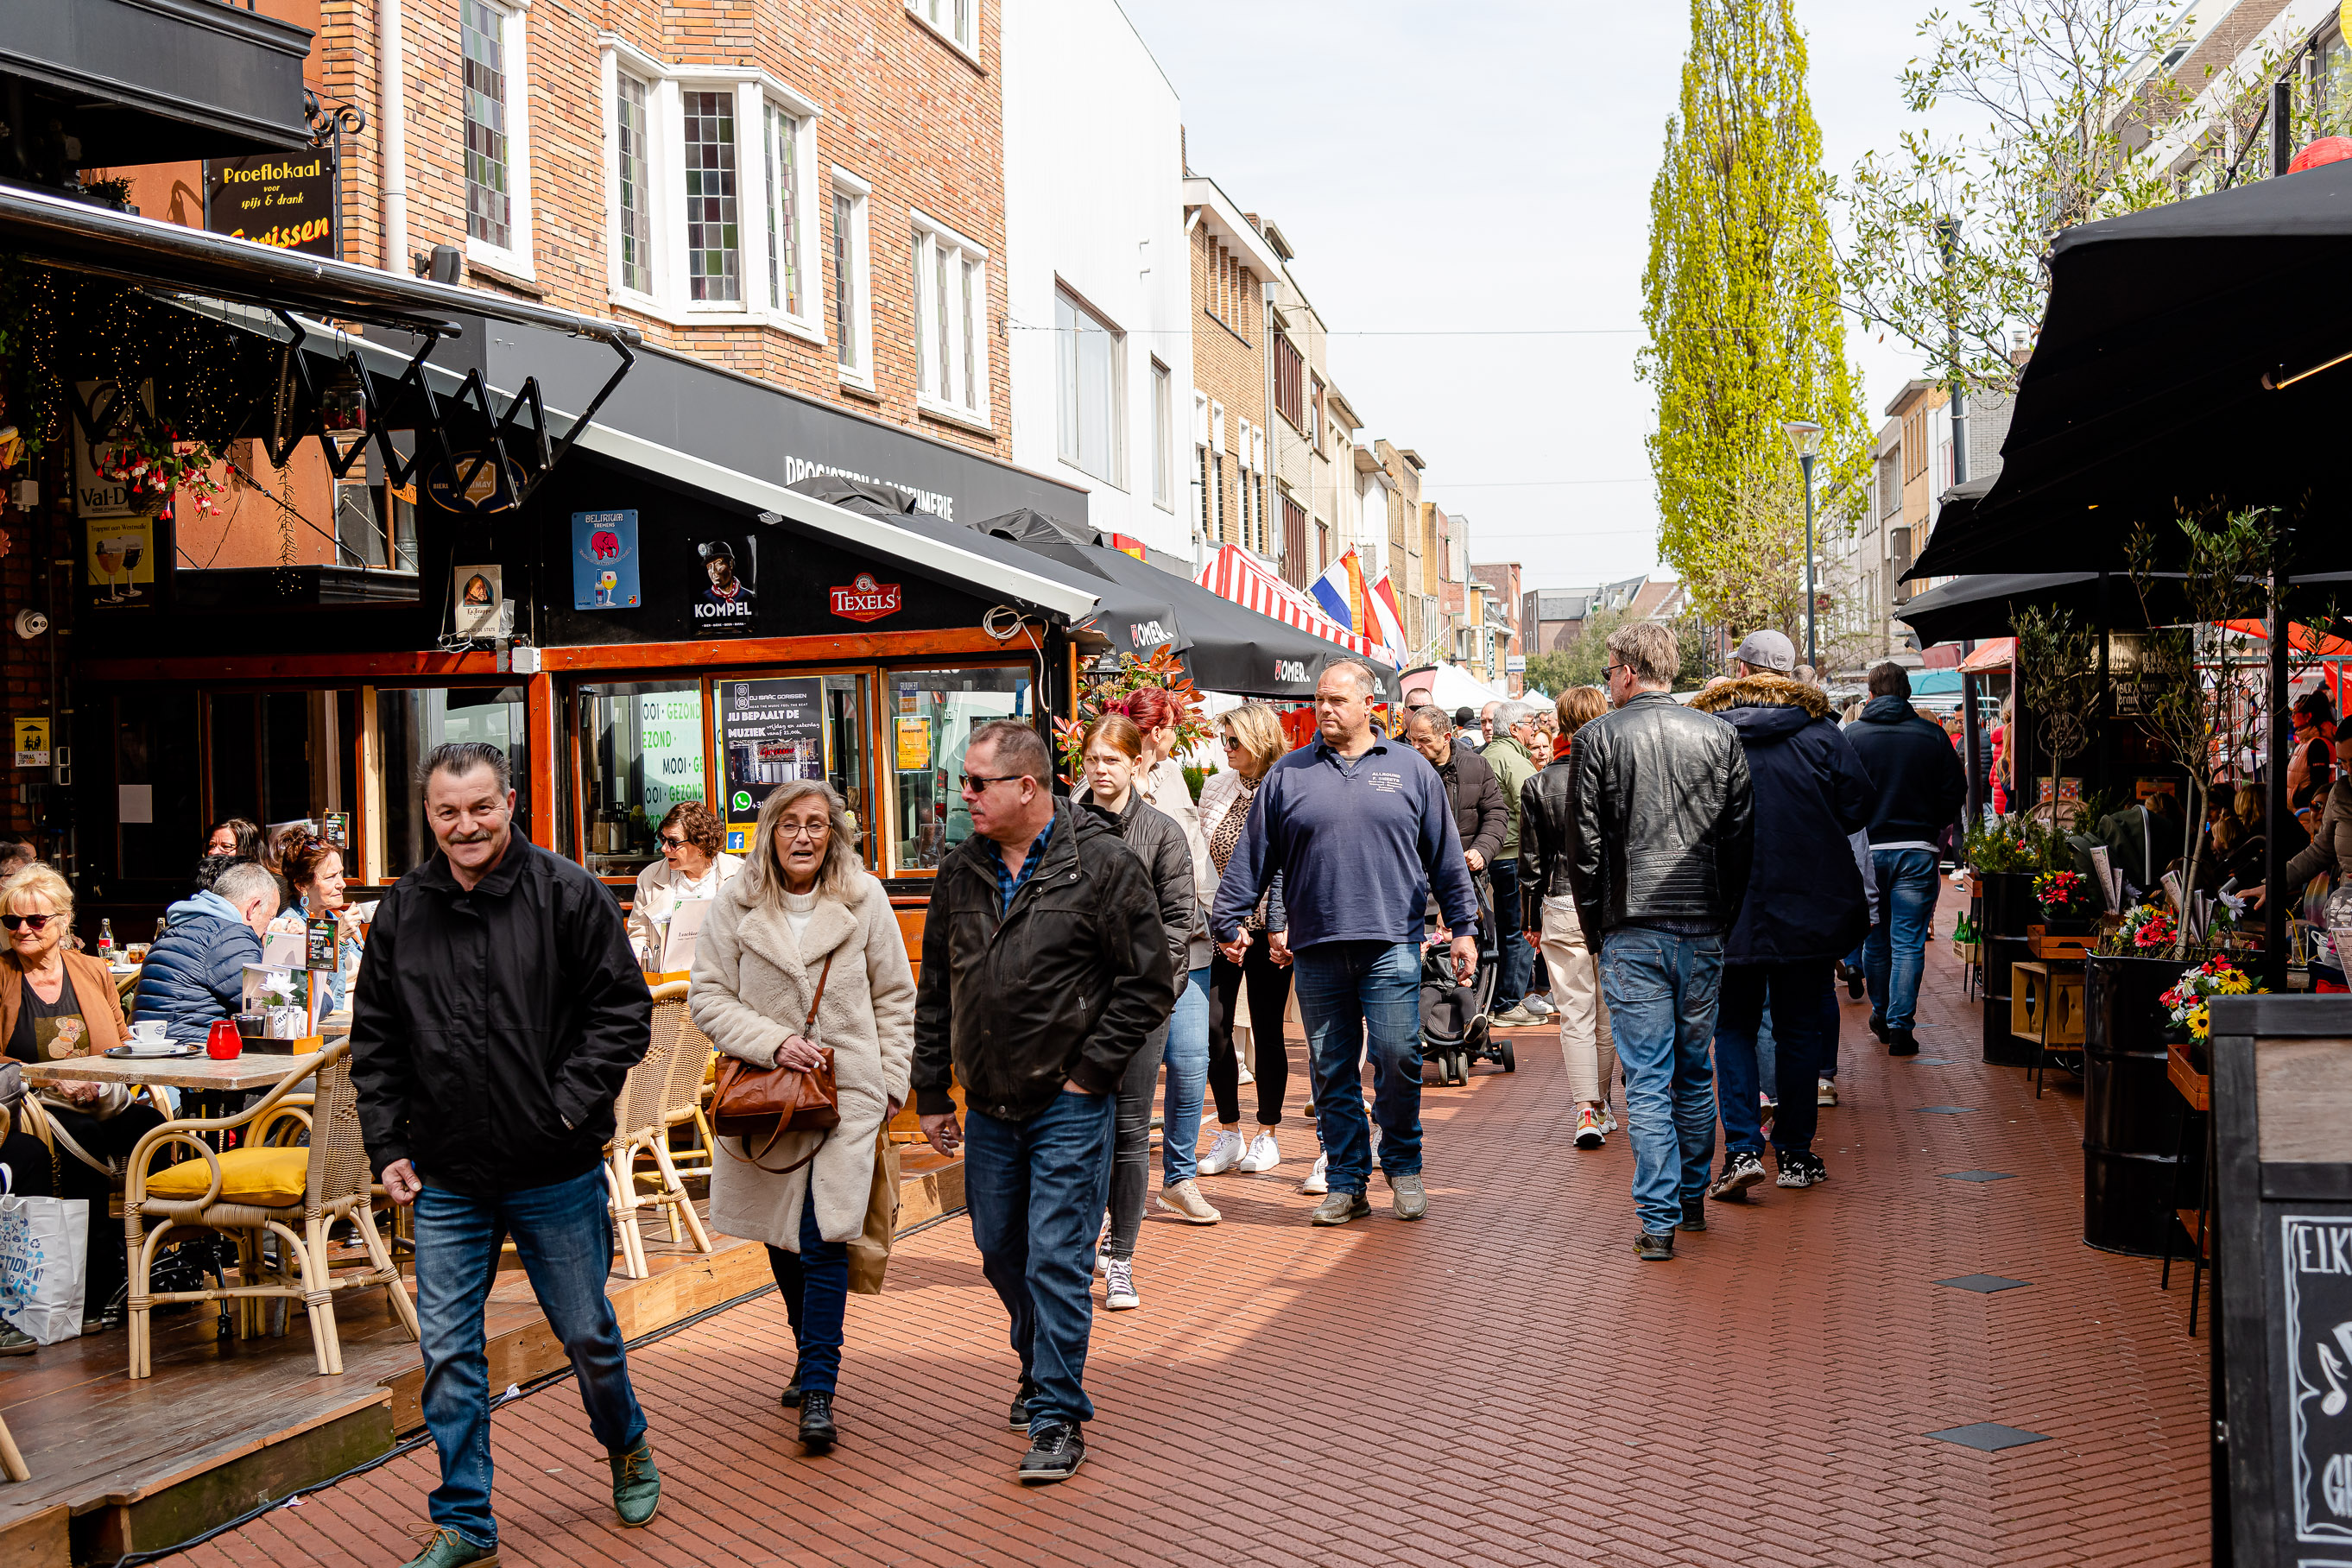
[353, 743, 659, 1568]
[1691, 635, 1873, 1198]
[1566, 621, 1753, 1260]
[1843, 662, 1968, 1056]
[914, 719, 1173, 1485]
[1403, 705, 1507, 877]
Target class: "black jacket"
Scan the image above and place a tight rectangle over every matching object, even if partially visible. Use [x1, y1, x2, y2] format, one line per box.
[1692, 675, 1873, 964]
[1518, 747, 1577, 911]
[1844, 694, 1968, 846]
[1432, 741, 1508, 868]
[1565, 690, 1754, 939]
[1080, 787, 1196, 1003]
[913, 797, 1174, 1122]
[351, 836, 654, 1194]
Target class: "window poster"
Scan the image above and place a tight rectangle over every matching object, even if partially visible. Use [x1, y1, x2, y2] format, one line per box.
[716, 678, 825, 848]
[636, 690, 705, 816]
[693, 536, 758, 634]
[573, 509, 642, 609]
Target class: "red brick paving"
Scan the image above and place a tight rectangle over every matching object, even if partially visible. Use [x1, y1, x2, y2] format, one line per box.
[181, 914, 2210, 1567]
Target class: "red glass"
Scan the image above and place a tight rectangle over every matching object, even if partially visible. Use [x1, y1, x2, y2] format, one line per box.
[205, 1019, 242, 1060]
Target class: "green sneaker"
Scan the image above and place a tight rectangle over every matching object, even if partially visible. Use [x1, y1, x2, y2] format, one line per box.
[401, 1527, 498, 1568]
[610, 1439, 661, 1527]
[0, 1325, 36, 1356]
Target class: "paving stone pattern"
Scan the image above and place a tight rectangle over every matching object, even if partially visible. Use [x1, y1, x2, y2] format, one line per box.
[186, 914, 2210, 1567]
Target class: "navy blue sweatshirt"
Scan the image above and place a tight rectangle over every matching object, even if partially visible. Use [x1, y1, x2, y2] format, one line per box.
[1211, 736, 1479, 951]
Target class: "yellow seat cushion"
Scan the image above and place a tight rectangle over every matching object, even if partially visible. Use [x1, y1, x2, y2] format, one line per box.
[145, 1147, 310, 1209]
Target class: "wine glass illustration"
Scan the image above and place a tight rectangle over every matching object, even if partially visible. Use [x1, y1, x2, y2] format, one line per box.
[120, 538, 143, 602]
[94, 538, 123, 602]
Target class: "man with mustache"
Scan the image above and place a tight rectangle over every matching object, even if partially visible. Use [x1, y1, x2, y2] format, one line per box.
[351, 742, 659, 1567]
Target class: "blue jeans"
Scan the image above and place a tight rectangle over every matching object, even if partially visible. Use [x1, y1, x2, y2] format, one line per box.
[1160, 967, 1211, 1185]
[964, 1088, 1116, 1434]
[766, 1196, 849, 1394]
[414, 1167, 646, 1550]
[1293, 940, 1424, 1195]
[1713, 961, 1831, 1160]
[1489, 859, 1534, 1010]
[1600, 928, 1724, 1236]
[1862, 848, 1942, 1031]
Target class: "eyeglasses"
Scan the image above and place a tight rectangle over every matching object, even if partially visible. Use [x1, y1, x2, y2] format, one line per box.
[658, 834, 688, 850]
[1602, 664, 1626, 681]
[1, 913, 53, 932]
[775, 822, 829, 843]
[960, 773, 1024, 793]
[1220, 735, 1243, 749]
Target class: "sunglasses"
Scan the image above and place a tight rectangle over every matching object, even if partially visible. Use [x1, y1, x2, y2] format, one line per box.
[2, 913, 54, 932]
[1220, 735, 1243, 749]
[658, 834, 688, 850]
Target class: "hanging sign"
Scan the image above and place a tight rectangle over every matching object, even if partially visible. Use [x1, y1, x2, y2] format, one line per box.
[13, 718, 49, 769]
[72, 380, 154, 519]
[572, 509, 641, 609]
[426, 452, 517, 515]
[205, 155, 337, 257]
[828, 572, 901, 623]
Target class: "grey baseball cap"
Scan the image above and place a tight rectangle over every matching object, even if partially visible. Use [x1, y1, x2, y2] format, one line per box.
[1733, 629, 1797, 673]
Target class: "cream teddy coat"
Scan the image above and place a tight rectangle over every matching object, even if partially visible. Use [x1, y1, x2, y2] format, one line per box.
[690, 867, 915, 1250]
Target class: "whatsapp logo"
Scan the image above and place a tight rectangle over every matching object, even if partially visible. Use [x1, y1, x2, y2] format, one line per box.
[732, 790, 753, 812]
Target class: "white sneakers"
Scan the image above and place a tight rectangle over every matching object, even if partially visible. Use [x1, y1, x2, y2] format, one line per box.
[1103, 1256, 1139, 1310]
[1574, 1105, 1605, 1149]
[1299, 1152, 1330, 1195]
[1156, 1179, 1220, 1224]
[1236, 1130, 1281, 1173]
[1817, 1077, 1838, 1107]
[1197, 1129, 1246, 1175]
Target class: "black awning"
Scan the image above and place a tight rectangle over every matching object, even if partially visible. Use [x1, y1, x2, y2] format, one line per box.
[0, 0, 314, 162]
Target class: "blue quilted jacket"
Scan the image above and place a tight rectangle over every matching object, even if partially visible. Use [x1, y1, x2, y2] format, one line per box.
[133, 889, 262, 1044]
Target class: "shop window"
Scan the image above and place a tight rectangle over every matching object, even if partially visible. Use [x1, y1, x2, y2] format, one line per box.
[109, 689, 203, 892]
[206, 691, 359, 850]
[579, 682, 706, 878]
[714, 673, 869, 861]
[886, 667, 1033, 874]
[377, 687, 531, 882]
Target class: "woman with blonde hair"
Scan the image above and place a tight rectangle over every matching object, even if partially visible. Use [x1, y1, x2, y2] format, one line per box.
[0, 863, 165, 1342]
[1197, 702, 1299, 1179]
[1517, 687, 1618, 1147]
[689, 781, 913, 1454]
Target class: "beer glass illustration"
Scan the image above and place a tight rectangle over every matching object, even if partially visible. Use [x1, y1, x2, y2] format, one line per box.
[94, 536, 125, 602]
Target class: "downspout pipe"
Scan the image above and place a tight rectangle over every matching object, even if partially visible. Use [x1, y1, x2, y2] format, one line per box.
[379, 0, 408, 273]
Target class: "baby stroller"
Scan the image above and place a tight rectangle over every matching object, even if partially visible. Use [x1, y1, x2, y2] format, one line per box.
[1420, 872, 1506, 1086]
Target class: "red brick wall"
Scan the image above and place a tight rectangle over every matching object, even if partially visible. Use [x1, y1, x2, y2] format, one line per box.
[1190, 221, 1266, 549]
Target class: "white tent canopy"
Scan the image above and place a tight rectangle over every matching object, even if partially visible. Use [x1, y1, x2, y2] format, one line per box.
[1400, 661, 1507, 713]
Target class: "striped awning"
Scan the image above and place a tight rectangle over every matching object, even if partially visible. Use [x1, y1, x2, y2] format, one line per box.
[1195, 545, 1382, 661]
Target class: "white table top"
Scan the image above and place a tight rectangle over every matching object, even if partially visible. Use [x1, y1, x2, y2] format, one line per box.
[24, 1048, 323, 1092]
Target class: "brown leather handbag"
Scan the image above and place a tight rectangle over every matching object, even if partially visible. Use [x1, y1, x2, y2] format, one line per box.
[712, 954, 841, 1173]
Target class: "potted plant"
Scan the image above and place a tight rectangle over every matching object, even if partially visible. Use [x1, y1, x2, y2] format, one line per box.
[88, 421, 225, 517]
[2158, 956, 2256, 1062]
[1052, 644, 1208, 781]
[2033, 868, 2094, 932]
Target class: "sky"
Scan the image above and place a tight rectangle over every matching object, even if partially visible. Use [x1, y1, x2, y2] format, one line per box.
[1116, 0, 1969, 596]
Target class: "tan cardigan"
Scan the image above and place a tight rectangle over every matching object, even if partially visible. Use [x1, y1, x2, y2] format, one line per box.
[2, 951, 133, 1117]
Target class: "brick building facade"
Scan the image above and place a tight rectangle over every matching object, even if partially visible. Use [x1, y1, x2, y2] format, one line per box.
[1183, 173, 1280, 566]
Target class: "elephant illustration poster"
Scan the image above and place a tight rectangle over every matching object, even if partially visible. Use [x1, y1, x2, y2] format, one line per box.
[572, 509, 641, 610]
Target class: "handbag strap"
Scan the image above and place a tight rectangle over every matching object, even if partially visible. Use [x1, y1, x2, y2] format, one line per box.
[720, 952, 839, 1177]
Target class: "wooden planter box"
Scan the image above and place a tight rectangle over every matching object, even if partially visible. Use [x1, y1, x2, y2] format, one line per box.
[2010, 960, 2085, 1046]
[2027, 924, 2093, 960]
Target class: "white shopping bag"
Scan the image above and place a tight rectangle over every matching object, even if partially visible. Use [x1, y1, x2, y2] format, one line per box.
[0, 1164, 89, 1345]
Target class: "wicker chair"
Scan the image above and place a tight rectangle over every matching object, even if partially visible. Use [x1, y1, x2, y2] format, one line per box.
[122, 1041, 417, 1379]
[644, 1000, 719, 1208]
[607, 983, 711, 1277]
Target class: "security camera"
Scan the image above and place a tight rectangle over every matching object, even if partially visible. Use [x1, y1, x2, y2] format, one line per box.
[13, 609, 47, 640]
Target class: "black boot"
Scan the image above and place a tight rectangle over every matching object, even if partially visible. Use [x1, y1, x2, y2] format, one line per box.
[799, 1389, 837, 1452]
[1888, 1027, 1920, 1058]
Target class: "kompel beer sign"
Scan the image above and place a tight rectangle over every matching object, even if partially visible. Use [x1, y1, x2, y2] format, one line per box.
[830, 572, 901, 622]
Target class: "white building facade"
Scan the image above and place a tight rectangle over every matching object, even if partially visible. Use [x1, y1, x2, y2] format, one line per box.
[1000, 0, 1193, 554]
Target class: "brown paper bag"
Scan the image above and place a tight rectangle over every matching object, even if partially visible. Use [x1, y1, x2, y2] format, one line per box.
[846, 1131, 901, 1295]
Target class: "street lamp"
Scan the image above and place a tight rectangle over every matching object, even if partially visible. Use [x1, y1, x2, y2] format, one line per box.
[1782, 418, 1824, 673]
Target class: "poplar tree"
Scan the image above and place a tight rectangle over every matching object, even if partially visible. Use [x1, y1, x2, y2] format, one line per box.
[1641, 0, 1867, 642]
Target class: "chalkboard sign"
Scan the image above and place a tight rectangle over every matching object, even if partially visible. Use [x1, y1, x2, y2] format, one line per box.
[2211, 995, 2352, 1567]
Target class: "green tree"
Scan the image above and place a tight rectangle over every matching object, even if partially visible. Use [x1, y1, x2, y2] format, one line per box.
[1641, 0, 1868, 638]
[1526, 610, 1623, 698]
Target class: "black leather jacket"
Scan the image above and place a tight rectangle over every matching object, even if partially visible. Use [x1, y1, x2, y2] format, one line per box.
[1518, 749, 1577, 917]
[1564, 691, 1755, 939]
[913, 798, 1175, 1122]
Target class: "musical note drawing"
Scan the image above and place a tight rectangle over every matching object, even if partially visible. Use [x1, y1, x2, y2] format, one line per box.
[2322, 1342, 2349, 1419]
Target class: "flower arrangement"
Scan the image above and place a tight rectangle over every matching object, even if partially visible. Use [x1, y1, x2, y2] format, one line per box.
[90, 422, 225, 516]
[2159, 957, 2257, 1042]
[1053, 644, 1208, 778]
[2033, 868, 2092, 919]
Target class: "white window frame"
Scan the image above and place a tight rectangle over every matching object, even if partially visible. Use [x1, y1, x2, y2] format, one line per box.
[1151, 359, 1174, 512]
[904, 0, 979, 61]
[911, 209, 990, 429]
[597, 38, 824, 343]
[465, 0, 534, 281]
[1053, 283, 1124, 489]
[831, 168, 873, 389]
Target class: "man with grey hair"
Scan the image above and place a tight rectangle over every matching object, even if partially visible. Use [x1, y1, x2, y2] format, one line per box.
[354, 740, 661, 1565]
[914, 717, 1171, 1483]
[1482, 699, 1545, 1025]
[1567, 619, 1754, 1260]
[1215, 659, 1479, 1225]
[135, 856, 280, 1046]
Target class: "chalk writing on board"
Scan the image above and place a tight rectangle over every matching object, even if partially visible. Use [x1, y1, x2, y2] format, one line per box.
[2285, 1214, 2352, 1544]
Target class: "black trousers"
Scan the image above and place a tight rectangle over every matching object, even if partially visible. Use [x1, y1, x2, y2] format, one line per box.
[1207, 931, 1295, 1127]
